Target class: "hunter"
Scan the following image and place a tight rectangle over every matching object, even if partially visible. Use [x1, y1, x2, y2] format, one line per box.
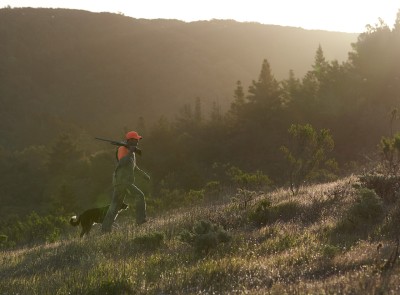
[102, 131, 150, 232]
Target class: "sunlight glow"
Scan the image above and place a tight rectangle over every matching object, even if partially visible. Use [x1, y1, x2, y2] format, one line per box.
[1, 0, 399, 33]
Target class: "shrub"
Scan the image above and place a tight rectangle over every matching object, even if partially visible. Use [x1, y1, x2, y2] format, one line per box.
[131, 231, 164, 251]
[322, 244, 341, 259]
[280, 123, 336, 195]
[359, 173, 400, 202]
[0, 234, 8, 247]
[379, 132, 400, 176]
[350, 188, 384, 222]
[153, 188, 204, 212]
[231, 188, 258, 209]
[86, 278, 133, 295]
[187, 189, 205, 203]
[0, 212, 68, 247]
[227, 166, 272, 190]
[248, 199, 272, 226]
[336, 188, 384, 235]
[179, 220, 231, 254]
[249, 199, 301, 226]
[204, 181, 222, 199]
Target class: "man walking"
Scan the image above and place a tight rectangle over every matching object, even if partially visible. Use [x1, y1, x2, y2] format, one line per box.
[102, 131, 150, 233]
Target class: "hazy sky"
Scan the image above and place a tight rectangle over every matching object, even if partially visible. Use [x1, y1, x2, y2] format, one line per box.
[1, 0, 399, 33]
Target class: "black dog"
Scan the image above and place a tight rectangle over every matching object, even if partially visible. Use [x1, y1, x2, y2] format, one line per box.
[70, 203, 128, 237]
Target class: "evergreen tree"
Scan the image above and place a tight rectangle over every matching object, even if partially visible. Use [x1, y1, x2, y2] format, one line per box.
[247, 59, 282, 110]
[312, 44, 329, 84]
[230, 80, 245, 113]
[281, 69, 301, 106]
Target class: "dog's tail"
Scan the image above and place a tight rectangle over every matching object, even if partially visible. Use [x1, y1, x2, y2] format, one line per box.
[69, 215, 80, 226]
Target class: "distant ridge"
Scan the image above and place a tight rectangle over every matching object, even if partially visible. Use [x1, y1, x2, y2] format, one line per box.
[0, 8, 358, 147]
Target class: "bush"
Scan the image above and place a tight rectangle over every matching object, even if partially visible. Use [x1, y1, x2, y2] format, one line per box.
[0, 234, 8, 247]
[0, 212, 68, 247]
[280, 123, 336, 195]
[249, 199, 301, 226]
[86, 278, 133, 295]
[179, 220, 231, 254]
[152, 188, 205, 213]
[336, 188, 384, 235]
[131, 231, 164, 251]
[248, 199, 272, 226]
[204, 181, 222, 200]
[231, 188, 258, 209]
[359, 173, 400, 202]
[227, 166, 272, 190]
[350, 188, 384, 222]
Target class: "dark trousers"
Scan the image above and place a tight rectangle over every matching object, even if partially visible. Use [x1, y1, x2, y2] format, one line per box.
[102, 183, 146, 232]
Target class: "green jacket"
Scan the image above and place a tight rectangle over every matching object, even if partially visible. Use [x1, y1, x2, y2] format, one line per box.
[113, 152, 136, 187]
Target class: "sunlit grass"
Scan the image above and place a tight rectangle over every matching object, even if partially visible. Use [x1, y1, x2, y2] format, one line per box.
[1, 176, 400, 294]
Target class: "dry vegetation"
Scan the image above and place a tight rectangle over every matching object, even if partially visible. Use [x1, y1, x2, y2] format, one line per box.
[1, 176, 400, 294]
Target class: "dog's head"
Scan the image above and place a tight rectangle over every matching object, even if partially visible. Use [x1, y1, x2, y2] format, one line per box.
[119, 202, 129, 211]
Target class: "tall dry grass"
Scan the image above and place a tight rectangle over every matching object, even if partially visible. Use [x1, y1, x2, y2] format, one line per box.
[1, 176, 400, 294]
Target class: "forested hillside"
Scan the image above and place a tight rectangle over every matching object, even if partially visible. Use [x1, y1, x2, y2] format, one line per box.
[0, 7, 356, 148]
[1, 6, 400, 237]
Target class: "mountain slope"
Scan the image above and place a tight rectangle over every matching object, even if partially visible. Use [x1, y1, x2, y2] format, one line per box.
[1, 176, 399, 294]
[0, 8, 357, 148]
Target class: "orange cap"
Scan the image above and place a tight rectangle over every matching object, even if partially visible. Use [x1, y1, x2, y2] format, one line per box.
[125, 131, 142, 140]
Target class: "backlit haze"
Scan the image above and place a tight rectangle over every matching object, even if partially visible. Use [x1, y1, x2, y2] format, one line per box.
[1, 0, 399, 33]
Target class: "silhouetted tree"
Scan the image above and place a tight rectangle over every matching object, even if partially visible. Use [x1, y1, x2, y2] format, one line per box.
[247, 59, 282, 110]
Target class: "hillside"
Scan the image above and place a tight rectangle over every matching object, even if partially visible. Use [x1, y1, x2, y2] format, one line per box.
[0, 7, 357, 148]
[2, 176, 400, 294]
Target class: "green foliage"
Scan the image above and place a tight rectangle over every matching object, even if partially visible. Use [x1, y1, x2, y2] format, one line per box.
[351, 188, 384, 221]
[227, 166, 272, 190]
[249, 199, 301, 226]
[280, 123, 336, 195]
[151, 188, 204, 213]
[379, 132, 400, 176]
[2, 8, 400, 232]
[359, 173, 400, 202]
[131, 231, 164, 251]
[204, 181, 222, 200]
[0, 235, 8, 247]
[179, 220, 231, 254]
[321, 244, 341, 259]
[0, 212, 68, 247]
[336, 188, 384, 234]
[3, 174, 400, 294]
[247, 59, 282, 109]
[86, 278, 133, 295]
[248, 199, 272, 226]
[231, 188, 258, 210]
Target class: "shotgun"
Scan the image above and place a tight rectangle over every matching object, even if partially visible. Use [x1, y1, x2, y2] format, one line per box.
[95, 137, 142, 156]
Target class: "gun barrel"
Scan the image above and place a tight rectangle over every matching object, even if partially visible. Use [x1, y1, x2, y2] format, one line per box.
[95, 137, 127, 147]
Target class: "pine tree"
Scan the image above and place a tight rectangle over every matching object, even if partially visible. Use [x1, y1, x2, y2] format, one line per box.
[312, 44, 329, 83]
[247, 59, 282, 110]
[281, 69, 301, 105]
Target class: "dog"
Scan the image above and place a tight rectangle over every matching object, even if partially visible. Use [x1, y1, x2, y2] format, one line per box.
[70, 202, 128, 237]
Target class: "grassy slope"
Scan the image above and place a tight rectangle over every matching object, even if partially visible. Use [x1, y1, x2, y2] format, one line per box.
[1, 176, 400, 294]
